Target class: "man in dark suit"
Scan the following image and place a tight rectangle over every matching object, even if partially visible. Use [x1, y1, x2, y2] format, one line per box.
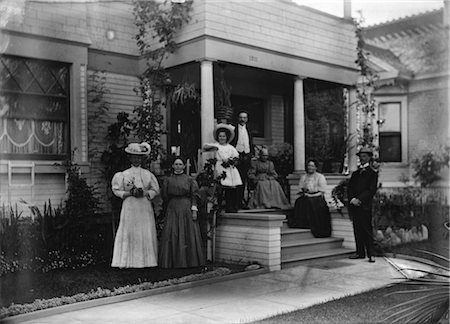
[347, 147, 378, 263]
[230, 111, 254, 209]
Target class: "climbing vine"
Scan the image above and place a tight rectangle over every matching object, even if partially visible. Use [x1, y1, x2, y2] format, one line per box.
[353, 12, 379, 155]
[132, 0, 193, 162]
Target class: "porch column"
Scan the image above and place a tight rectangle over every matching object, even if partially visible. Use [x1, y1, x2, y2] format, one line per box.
[347, 87, 358, 172]
[293, 76, 306, 172]
[200, 59, 215, 145]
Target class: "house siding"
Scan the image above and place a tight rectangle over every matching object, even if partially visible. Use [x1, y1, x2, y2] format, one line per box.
[202, 1, 355, 69]
[87, 70, 141, 209]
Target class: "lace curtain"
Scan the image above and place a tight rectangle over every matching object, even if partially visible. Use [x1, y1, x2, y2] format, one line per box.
[0, 55, 69, 158]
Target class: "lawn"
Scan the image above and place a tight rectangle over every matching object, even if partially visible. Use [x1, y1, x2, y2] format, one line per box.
[252, 283, 426, 324]
[253, 239, 449, 324]
[0, 261, 243, 308]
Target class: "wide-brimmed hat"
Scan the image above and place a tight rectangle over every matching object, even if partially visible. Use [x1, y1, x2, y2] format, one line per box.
[124, 142, 151, 155]
[356, 146, 373, 156]
[213, 123, 235, 143]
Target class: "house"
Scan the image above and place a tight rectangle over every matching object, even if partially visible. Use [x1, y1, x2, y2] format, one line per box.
[363, 6, 449, 189]
[0, 0, 359, 212]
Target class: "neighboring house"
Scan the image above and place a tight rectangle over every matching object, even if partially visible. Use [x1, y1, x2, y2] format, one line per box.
[0, 0, 359, 212]
[363, 7, 449, 188]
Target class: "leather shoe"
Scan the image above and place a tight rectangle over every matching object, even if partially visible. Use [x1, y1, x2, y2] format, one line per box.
[349, 254, 365, 259]
[368, 257, 375, 263]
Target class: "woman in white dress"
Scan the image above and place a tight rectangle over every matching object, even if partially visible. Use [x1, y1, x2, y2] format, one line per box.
[203, 124, 243, 212]
[111, 142, 159, 268]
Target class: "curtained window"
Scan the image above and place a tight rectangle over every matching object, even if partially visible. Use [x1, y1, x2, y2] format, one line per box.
[378, 102, 402, 162]
[0, 55, 70, 160]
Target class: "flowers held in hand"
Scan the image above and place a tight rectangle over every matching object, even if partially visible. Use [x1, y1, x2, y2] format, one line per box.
[131, 187, 144, 198]
[221, 157, 239, 168]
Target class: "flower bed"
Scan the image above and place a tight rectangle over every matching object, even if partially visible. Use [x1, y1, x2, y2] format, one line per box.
[0, 267, 231, 319]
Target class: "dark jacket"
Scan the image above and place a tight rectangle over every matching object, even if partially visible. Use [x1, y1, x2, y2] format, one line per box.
[230, 124, 254, 155]
[347, 166, 378, 210]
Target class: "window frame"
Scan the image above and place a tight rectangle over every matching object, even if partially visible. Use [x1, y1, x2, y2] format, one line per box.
[375, 96, 408, 164]
[0, 54, 71, 160]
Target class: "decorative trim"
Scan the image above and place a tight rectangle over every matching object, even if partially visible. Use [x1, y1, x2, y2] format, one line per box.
[80, 64, 87, 162]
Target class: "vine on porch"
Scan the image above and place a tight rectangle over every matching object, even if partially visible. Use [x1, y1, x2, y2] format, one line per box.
[353, 12, 380, 156]
[133, 0, 194, 162]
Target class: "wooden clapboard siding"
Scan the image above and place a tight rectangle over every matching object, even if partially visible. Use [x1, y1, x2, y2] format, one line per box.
[87, 70, 141, 211]
[0, 173, 65, 217]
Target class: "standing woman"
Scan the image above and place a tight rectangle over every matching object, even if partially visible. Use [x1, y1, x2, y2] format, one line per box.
[111, 142, 159, 268]
[203, 124, 242, 213]
[159, 158, 205, 268]
[288, 159, 331, 238]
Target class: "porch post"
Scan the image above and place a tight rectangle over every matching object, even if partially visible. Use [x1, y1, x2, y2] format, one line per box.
[347, 87, 358, 172]
[293, 76, 306, 172]
[200, 59, 215, 145]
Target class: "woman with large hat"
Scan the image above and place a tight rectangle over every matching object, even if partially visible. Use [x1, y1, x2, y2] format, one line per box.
[203, 123, 242, 212]
[111, 142, 159, 268]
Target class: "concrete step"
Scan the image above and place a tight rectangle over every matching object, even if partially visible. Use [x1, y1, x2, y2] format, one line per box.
[281, 228, 315, 242]
[237, 208, 293, 217]
[281, 237, 344, 260]
[281, 247, 354, 268]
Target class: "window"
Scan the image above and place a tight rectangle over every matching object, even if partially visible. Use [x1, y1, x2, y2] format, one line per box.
[231, 95, 265, 137]
[0, 55, 70, 159]
[378, 102, 402, 162]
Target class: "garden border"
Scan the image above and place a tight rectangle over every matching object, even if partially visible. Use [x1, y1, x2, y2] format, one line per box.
[2, 267, 267, 324]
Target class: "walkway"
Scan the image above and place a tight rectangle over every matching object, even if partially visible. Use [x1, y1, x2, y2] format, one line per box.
[13, 257, 430, 324]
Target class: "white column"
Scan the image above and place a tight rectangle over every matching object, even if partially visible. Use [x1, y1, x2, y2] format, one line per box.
[348, 87, 358, 172]
[293, 76, 306, 172]
[200, 60, 215, 145]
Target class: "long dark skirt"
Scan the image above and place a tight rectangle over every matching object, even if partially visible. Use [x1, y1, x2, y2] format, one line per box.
[288, 195, 332, 238]
[159, 196, 205, 268]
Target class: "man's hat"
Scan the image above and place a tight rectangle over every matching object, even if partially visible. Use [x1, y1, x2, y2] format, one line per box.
[356, 146, 373, 156]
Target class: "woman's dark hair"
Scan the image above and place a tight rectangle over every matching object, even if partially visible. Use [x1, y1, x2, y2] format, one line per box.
[169, 156, 186, 165]
[215, 128, 230, 141]
[306, 159, 319, 168]
[238, 110, 248, 117]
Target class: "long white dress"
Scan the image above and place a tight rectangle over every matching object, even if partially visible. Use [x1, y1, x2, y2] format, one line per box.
[211, 143, 243, 187]
[111, 166, 159, 268]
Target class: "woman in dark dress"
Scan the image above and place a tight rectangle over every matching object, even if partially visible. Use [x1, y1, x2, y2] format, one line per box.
[288, 159, 332, 238]
[159, 158, 205, 268]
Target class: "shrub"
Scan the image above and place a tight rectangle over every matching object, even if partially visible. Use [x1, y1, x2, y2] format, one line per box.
[412, 145, 450, 187]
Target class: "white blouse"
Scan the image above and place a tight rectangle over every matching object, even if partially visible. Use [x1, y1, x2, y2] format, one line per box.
[112, 166, 159, 200]
[298, 172, 327, 194]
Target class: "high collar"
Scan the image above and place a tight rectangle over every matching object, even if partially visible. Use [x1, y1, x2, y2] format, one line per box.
[360, 162, 370, 169]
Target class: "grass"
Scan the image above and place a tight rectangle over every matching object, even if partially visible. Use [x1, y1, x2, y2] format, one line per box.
[0, 261, 244, 308]
[252, 284, 426, 324]
[253, 239, 448, 324]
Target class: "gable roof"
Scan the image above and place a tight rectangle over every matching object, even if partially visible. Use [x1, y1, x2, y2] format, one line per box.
[363, 8, 448, 76]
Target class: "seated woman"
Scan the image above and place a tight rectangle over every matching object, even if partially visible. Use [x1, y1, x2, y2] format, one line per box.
[288, 159, 331, 238]
[247, 148, 291, 210]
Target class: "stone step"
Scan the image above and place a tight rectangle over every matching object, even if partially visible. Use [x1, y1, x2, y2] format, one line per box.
[281, 228, 315, 242]
[281, 237, 344, 260]
[237, 208, 293, 217]
[281, 247, 354, 268]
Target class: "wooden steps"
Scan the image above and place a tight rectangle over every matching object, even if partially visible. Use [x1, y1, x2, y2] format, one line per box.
[280, 218, 353, 267]
[234, 208, 353, 268]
